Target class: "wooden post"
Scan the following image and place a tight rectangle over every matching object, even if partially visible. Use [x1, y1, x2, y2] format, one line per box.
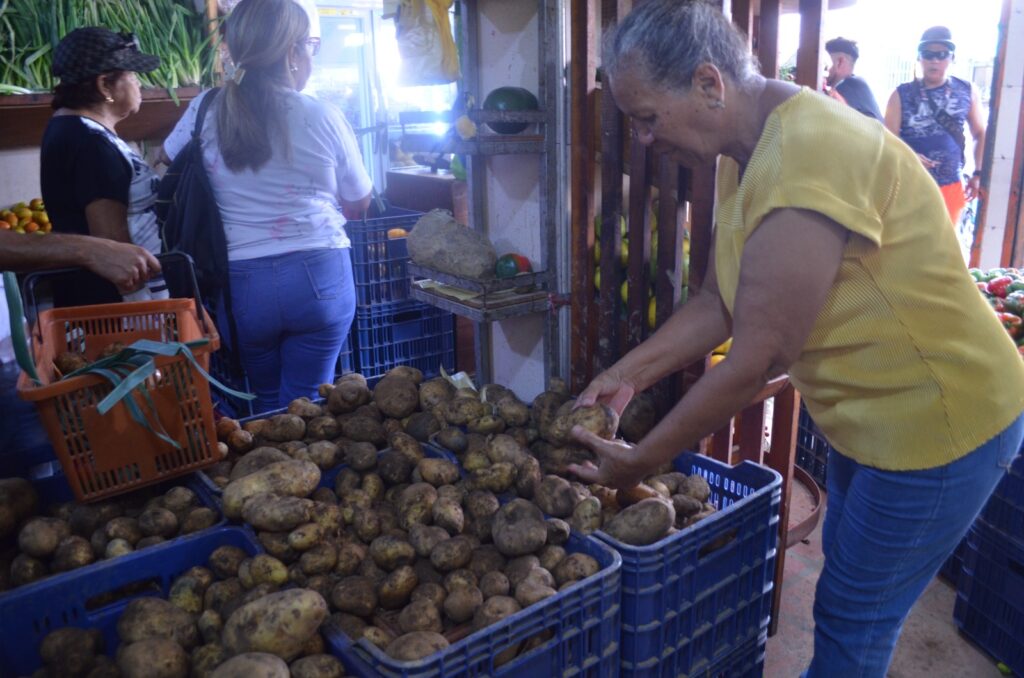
[625, 139, 650, 352]
[758, 0, 781, 79]
[765, 384, 800, 636]
[731, 0, 754, 47]
[570, 0, 600, 392]
[795, 0, 825, 89]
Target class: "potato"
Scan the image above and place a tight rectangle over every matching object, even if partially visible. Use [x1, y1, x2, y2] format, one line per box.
[242, 418, 270, 436]
[385, 631, 449, 661]
[288, 397, 323, 419]
[51, 535, 95, 572]
[515, 579, 556, 607]
[225, 429, 255, 454]
[165, 573, 205, 614]
[331, 576, 377, 616]
[504, 555, 541, 588]
[211, 652, 290, 678]
[407, 524, 449, 558]
[181, 507, 218, 534]
[615, 483, 662, 508]
[363, 626, 395, 650]
[241, 493, 314, 532]
[467, 415, 505, 435]
[249, 553, 289, 586]
[341, 418, 387, 446]
[472, 595, 521, 631]
[604, 497, 676, 546]
[495, 396, 530, 427]
[467, 544, 507, 579]
[329, 611, 368, 640]
[672, 493, 703, 520]
[287, 522, 324, 551]
[414, 459, 459, 489]
[679, 474, 711, 502]
[385, 366, 424, 384]
[222, 589, 328, 660]
[537, 545, 566, 572]
[68, 503, 111, 538]
[553, 553, 600, 586]
[118, 597, 198, 648]
[618, 392, 658, 442]
[289, 654, 346, 678]
[191, 643, 230, 678]
[382, 435, 420, 467]
[419, 378, 455, 410]
[39, 627, 101, 676]
[298, 543, 337, 576]
[470, 463, 516, 494]
[379, 564, 419, 609]
[396, 599, 442, 634]
[352, 507, 382, 543]
[371, 451, 410, 486]
[198, 609, 223, 645]
[204, 578, 245, 617]
[230, 448, 291, 481]
[207, 548, 247, 577]
[334, 541, 366, 576]
[443, 398, 487, 426]
[367, 535, 414, 571]
[569, 497, 602, 535]
[426, 498, 460, 537]
[327, 375, 372, 415]
[436, 584, 480, 624]
[134, 507, 178, 538]
[434, 427, 467, 454]
[534, 475, 580, 518]
[412, 559, 444, 586]
[262, 413, 307, 442]
[462, 450, 490, 472]
[411, 582, 447, 608]
[397, 483, 438, 530]
[303, 416, 338, 442]
[443, 568, 478, 592]
[404, 412, 441, 442]
[530, 390, 570, 437]
[217, 416, 240, 440]
[373, 375, 420, 419]
[430, 535, 474, 572]
[104, 538, 134, 558]
[55, 350, 88, 375]
[19, 517, 71, 558]
[478, 570, 511, 598]
[117, 638, 188, 678]
[333, 469, 361, 498]
[491, 499, 547, 557]
[543, 518, 568, 547]
[223, 460, 321, 519]
[301, 441, 337, 470]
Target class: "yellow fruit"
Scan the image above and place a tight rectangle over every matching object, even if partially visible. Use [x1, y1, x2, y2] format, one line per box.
[594, 267, 601, 292]
[455, 115, 477, 140]
[709, 354, 726, 368]
[620, 238, 629, 268]
[14, 208, 32, 220]
[12, 202, 27, 211]
[387, 227, 408, 239]
[17, 217, 31, 228]
[713, 338, 733, 355]
[24, 222, 39, 233]
[620, 280, 628, 305]
[29, 198, 43, 210]
[647, 297, 656, 330]
[36, 211, 49, 225]
[594, 239, 601, 264]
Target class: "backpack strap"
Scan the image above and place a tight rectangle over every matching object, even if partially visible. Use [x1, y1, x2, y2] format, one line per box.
[913, 80, 966, 166]
[192, 87, 220, 140]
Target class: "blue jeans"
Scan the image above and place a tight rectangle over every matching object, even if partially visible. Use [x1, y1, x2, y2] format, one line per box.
[225, 248, 355, 414]
[0, 361, 53, 475]
[803, 412, 1024, 678]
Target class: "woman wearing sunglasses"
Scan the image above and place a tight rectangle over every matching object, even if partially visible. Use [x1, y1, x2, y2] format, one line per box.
[884, 26, 987, 226]
[162, 0, 372, 414]
[40, 27, 168, 306]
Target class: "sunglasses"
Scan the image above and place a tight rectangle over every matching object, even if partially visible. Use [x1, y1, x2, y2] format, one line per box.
[303, 37, 321, 57]
[919, 49, 951, 61]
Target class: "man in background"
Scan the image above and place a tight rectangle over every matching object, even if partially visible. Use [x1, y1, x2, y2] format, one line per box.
[825, 37, 883, 121]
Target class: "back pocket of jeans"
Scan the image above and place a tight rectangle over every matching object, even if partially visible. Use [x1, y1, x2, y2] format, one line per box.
[303, 250, 342, 301]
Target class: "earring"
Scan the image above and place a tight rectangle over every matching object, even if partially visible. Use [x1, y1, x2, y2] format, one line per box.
[104, 96, 115, 103]
[290, 65, 298, 73]
[709, 100, 725, 109]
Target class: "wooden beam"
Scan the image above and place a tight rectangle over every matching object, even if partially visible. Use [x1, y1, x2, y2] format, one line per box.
[795, 0, 824, 89]
[758, 0, 781, 79]
[569, 0, 599, 392]
[625, 139, 649, 351]
[731, 0, 754, 48]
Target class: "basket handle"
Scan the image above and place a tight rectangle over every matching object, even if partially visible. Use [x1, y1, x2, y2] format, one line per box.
[21, 251, 209, 337]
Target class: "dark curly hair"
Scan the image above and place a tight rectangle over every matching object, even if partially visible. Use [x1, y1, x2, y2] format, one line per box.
[51, 71, 126, 110]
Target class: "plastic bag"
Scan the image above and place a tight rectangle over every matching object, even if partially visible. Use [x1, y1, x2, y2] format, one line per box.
[396, 0, 460, 85]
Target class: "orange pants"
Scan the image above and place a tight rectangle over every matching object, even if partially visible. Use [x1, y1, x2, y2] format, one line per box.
[940, 181, 967, 226]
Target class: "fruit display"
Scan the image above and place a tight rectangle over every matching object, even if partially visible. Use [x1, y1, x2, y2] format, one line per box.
[481, 87, 539, 135]
[971, 267, 1024, 357]
[1, 198, 50, 234]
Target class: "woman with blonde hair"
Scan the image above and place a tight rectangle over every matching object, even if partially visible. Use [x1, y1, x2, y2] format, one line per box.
[163, 0, 372, 413]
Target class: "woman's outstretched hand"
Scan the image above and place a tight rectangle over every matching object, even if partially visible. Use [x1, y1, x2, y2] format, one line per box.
[575, 368, 636, 416]
[567, 426, 648, 490]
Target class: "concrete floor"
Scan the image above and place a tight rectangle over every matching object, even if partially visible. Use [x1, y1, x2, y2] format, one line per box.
[763, 492, 1003, 678]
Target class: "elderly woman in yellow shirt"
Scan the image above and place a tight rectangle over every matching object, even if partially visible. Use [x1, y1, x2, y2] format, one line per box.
[569, 2, 1024, 676]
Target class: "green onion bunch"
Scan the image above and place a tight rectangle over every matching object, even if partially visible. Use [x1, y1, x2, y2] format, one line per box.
[0, 0, 217, 93]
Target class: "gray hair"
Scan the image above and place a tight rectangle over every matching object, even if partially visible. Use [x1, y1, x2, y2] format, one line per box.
[603, 0, 759, 92]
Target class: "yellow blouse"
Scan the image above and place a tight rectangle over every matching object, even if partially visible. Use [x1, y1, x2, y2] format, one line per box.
[714, 88, 1024, 470]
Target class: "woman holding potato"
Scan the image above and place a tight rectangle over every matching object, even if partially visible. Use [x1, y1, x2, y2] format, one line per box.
[163, 0, 373, 413]
[568, 2, 1024, 676]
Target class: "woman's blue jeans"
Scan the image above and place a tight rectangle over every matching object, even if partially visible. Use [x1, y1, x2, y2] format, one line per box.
[225, 248, 355, 414]
[803, 411, 1024, 678]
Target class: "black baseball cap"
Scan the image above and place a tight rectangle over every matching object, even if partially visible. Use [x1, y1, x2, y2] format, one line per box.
[52, 27, 160, 85]
[918, 26, 956, 52]
[825, 37, 859, 60]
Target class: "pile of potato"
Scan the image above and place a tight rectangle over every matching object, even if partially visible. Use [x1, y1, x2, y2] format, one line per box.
[32, 545, 344, 678]
[0, 478, 218, 592]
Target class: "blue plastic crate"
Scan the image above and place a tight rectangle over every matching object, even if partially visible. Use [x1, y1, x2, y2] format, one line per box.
[0, 526, 260, 676]
[977, 453, 1024, 548]
[325, 531, 621, 678]
[594, 452, 782, 678]
[939, 536, 968, 587]
[354, 301, 455, 386]
[347, 206, 422, 307]
[208, 344, 254, 419]
[796, 405, 830, 489]
[954, 523, 1024, 677]
[705, 630, 767, 678]
[338, 335, 356, 376]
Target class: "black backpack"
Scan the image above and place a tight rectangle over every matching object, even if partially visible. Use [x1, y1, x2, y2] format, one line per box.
[156, 88, 242, 370]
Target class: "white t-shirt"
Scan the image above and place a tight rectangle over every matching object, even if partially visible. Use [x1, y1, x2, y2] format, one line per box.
[163, 89, 373, 262]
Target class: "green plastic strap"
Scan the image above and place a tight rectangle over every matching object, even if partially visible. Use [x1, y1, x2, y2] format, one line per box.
[2, 271, 39, 384]
[129, 338, 255, 402]
[91, 364, 181, 450]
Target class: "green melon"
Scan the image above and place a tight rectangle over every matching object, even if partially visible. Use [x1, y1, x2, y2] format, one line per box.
[482, 87, 540, 134]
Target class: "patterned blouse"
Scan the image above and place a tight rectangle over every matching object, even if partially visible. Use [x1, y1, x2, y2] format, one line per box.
[896, 76, 972, 186]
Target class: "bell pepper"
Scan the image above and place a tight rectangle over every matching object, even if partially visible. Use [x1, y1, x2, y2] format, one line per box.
[978, 282, 992, 294]
[969, 268, 985, 282]
[988, 297, 1006, 312]
[997, 312, 1023, 338]
[1005, 291, 1024, 315]
[1007, 279, 1024, 294]
[988, 276, 1015, 298]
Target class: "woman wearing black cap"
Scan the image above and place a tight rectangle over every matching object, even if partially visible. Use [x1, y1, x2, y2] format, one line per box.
[884, 26, 987, 227]
[39, 27, 167, 306]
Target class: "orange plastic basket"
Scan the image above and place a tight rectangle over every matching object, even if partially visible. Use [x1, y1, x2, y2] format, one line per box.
[17, 298, 222, 502]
